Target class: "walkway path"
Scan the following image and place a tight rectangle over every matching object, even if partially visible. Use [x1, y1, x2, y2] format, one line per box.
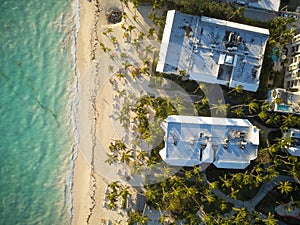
[205, 174, 296, 224]
[249, 118, 279, 140]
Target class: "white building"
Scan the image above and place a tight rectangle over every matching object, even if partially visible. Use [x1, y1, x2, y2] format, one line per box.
[285, 33, 300, 91]
[283, 128, 300, 157]
[267, 88, 300, 114]
[234, 0, 280, 12]
[157, 10, 269, 92]
[160, 115, 259, 169]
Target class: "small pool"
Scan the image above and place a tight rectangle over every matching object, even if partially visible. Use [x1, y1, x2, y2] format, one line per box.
[277, 104, 290, 112]
[272, 47, 279, 64]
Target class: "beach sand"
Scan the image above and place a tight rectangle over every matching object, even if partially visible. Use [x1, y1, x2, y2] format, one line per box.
[72, 0, 158, 224]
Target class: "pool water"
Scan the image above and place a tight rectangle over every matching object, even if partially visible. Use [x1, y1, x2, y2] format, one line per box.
[277, 104, 290, 112]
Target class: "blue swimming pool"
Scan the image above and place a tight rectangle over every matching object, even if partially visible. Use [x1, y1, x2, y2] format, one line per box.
[272, 47, 279, 64]
[277, 104, 290, 112]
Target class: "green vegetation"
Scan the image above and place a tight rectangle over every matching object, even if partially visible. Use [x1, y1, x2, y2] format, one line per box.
[101, 0, 300, 224]
[256, 183, 300, 225]
[145, 168, 233, 223]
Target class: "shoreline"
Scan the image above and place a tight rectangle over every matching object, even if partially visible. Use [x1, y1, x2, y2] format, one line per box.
[72, 0, 125, 224]
[72, 0, 158, 223]
[72, 0, 97, 223]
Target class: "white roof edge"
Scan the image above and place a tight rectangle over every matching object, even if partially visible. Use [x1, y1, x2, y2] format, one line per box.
[249, 126, 260, 145]
[201, 16, 269, 36]
[213, 161, 250, 169]
[230, 80, 259, 92]
[165, 115, 253, 127]
[157, 10, 176, 72]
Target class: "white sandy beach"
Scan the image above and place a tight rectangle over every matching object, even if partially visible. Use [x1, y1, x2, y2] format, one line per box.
[72, 0, 159, 224]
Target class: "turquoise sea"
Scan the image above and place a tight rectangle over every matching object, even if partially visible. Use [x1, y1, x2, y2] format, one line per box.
[0, 0, 79, 224]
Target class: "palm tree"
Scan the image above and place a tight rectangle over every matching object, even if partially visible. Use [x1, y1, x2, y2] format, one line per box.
[282, 114, 296, 130]
[109, 181, 121, 191]
[106, 188, 119, 210]
[131, 67, 141, 79]
[105, 153, 118, 165]
[232, 207, 248, 222]
[226, 6, 244, 21]
[201, 96, 209, 105]
[107, 27, 113, 34]
[115, 71, 125, 80]
[128, 211, 151, 225]
[144, 44, 154, 57]
[131, 0, 140, 18]
[147, 28, 155, 38]
[145, 188, 157, 202]
[262, 212, 278, 225]
[158, 214, 167, 225]
[108, 65, 114, 73]
[178, 69, 186, 76]
[99, 42, 111, 53]
[120, 149, 134, 164]
[201, 188, 215, 204]
[137, 150, 149, 161]
[123, 61, 132, 71]
[122, 12, 127, 22]
[229, 187, 239, 199]
[193, 83, 206, 94]
[139, 31, 145, 40]
[120, 186, 130, 209]
[120, 52, 129, 60]
[254, 173, 264, 186]
[155, 18, 166, 27]
[111, 36, 118, 45]
[133, 39, 141, 50]
[248, 100, 259, 114]
[265, 113, 281, 125]
[148, 11, 157, 23]
[242, 171, 254, 186]
[209, 181, 218, 189]
[151, 0, 163, 10]
[233, 106, 244, 117]
[132, 15, 138, 21]
[141, 66, 150, 75]
[211, 99, 229, 116]
[224, 85, 243, 96]
[120, 0, 129, 9]
[127, 25, 136, 35]
[277, 181, 293, 194]
[123, 31, 129, 42]
[258, 110, 268, 121]
[220, 174, 232, 189]
[121, 22, 127, 30]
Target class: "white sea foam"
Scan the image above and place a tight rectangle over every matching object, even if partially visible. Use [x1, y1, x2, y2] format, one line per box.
[68, 0, 81, 223]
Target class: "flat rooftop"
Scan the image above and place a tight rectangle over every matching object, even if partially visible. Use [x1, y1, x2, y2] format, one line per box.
[160, 116, 259, 169]
[157, 10, 269, 92]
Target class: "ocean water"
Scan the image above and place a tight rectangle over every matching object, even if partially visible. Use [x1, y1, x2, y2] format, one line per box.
[0, 0, 78, 224]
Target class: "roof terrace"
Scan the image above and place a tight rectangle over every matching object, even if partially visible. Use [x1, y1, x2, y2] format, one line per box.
[157, 10, 269, 92]
[160, 116, 259, 169]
